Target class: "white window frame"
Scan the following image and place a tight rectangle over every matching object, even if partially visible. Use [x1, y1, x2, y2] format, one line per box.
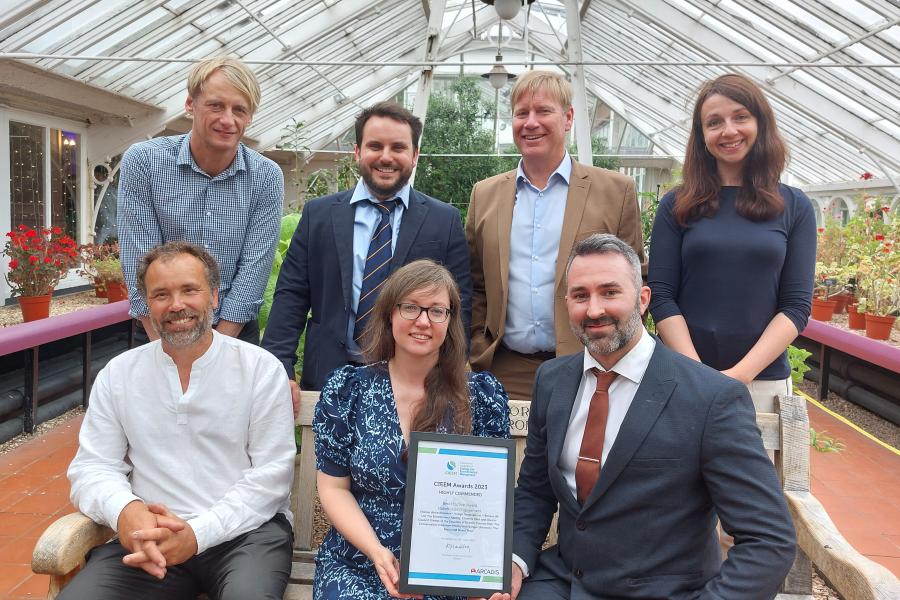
[1, 107, 91, 303]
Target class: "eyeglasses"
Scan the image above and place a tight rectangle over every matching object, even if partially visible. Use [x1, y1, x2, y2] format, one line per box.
[396, 303, 452, 323]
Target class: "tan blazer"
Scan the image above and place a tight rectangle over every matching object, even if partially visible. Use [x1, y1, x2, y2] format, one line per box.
[465, 160, 644, 372]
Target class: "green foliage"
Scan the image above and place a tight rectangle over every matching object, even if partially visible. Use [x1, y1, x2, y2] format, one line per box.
[638, 190, 660, 260]
[258, 213, 305, 375]
[568, 136, 620, 171]
[809, 428, 846, 453]
[643, 312, 656, 335]
[416, 78, 502, 219]
[787, 345, 812, 385]
[304, 156, 360, 201]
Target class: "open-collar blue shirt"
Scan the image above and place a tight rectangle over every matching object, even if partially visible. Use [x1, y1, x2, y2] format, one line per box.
[503, 154, 572, 354]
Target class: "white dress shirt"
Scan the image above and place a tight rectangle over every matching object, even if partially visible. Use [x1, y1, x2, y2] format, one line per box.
[68, 330, 296, 554]
[559, 328, 656, 497]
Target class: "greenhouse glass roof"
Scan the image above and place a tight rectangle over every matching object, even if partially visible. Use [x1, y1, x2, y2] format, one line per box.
[1, 0, 898, 185]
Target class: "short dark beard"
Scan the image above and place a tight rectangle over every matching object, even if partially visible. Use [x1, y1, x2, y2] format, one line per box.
[360, 163, 412, 200]
[570, 301, 643, 357]
[152, 306, 214, 347]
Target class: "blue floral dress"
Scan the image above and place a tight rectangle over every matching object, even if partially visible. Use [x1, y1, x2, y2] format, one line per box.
[312, 363, 510, 600]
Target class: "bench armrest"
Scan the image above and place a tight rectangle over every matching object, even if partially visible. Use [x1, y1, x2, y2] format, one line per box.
[32, 513, 113, 576]
[786, 491, 900, 600]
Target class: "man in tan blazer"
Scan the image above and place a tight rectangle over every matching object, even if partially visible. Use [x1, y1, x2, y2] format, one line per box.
[466, 71, 644, 400]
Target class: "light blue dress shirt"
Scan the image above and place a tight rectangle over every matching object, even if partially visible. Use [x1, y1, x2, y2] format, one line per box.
[346, 178, 412, 356]
[503, 155, 572, 354]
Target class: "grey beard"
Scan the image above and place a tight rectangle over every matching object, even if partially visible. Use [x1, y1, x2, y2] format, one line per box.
[153, 307, 214, 347]
[571, 304, 642, 356]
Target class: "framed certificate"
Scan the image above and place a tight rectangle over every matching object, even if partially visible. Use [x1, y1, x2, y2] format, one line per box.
[399, 432, 515, 597]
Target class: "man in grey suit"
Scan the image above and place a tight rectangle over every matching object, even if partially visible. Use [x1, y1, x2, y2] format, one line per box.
[490, 234, 795, 600]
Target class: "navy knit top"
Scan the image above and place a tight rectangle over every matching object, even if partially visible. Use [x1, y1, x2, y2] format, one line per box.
[648, 185, 816, 380]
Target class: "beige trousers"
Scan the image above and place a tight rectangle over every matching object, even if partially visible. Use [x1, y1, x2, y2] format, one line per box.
[745, 376, 793, 413]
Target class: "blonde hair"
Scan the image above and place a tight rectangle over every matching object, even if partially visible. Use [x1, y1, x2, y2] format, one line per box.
[510, 70, 572, 111]
[187, 57, 261, 115]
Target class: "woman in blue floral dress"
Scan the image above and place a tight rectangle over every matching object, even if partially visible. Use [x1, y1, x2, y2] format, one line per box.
[313, 260, 510, 600]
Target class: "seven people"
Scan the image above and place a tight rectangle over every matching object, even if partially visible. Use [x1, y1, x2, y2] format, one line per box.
[61, 65, 813, 600]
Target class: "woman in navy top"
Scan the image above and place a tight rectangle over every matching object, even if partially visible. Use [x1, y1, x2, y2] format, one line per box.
[313, 259, 510, 600]
[648, 73, 816, 412]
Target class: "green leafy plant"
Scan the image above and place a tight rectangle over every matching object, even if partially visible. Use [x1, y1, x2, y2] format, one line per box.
[787, 345, 811, 385]
[809, 428, 845, 453]
[639, 190, 660, 261]
[258, 213, 305, 376]
[94, 257, 124, 283]
[77, 241, 119, 290]
[303, 155, 360, 202]
[416, 77, 499, 219]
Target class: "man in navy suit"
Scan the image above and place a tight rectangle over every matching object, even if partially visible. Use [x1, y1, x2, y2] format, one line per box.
[489, 233, 795, 600]
[262, 101, 471, 407]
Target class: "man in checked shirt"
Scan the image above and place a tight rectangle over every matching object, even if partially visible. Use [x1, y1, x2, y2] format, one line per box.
[118, 56, 282, 345]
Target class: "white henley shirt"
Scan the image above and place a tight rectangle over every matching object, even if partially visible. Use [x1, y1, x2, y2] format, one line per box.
[67, 330, 296, 554]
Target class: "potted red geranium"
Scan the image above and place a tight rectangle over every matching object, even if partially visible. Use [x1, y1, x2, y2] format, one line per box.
[3, 225, 78, 321]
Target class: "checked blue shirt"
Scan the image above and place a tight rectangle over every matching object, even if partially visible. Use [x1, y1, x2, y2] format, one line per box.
[118, 134, 283, 323]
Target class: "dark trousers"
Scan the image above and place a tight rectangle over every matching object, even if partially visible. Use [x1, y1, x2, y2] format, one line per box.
[57, 513, 293, 600]
[132, 319, 261, 347]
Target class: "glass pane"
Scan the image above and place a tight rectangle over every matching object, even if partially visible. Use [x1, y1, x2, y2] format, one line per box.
[93, 156, 120, 245]
[9, 121, 45, 230]
[50, 129, 80, 238]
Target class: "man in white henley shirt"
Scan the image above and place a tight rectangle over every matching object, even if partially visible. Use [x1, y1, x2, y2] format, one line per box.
[62, 241, 295, 600]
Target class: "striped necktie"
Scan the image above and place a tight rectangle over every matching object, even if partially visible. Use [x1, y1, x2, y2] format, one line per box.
[354, 198, 399, 346]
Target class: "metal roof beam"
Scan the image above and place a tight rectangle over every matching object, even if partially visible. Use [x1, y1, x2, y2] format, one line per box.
[563, 0, 592, 165]
[610, 0, 900, 173]
[517, 28, 683, 159]
[254, 51, 422, 150]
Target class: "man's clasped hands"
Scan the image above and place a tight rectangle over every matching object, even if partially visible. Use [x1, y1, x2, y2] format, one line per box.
[116, 500, 198, 579]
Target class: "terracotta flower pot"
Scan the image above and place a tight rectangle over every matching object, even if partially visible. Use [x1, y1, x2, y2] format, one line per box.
[17, 294, 52, 322]
[846, 303, 866, 330]
[94, 282, 107, 298]
[810, 298, 837, 322]
[105, 281, 128, 303]
[830, 292, 853, 314]
[864, 313, 896, 341]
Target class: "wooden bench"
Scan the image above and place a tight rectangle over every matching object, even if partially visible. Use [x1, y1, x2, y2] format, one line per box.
[32, 393, 900, 600]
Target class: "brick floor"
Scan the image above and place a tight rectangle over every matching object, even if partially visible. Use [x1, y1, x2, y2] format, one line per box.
[808, 402, 900, 574]
[0, 402, 897, 598]
[0, 416, 80, 599]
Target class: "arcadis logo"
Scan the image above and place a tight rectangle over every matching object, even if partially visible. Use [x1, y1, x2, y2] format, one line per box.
[470, 567, 500, 575]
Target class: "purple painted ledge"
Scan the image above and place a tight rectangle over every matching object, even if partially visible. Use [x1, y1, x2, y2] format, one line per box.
[0, 300, 132, 356]
[801, 318, 900, 374]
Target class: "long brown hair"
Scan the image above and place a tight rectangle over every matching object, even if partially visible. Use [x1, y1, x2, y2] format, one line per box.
[361, 260, 471, 435]
[675, 73, 787, 226]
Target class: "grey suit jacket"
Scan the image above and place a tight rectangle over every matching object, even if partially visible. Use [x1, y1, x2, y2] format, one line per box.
[513, 340, 796, 599]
